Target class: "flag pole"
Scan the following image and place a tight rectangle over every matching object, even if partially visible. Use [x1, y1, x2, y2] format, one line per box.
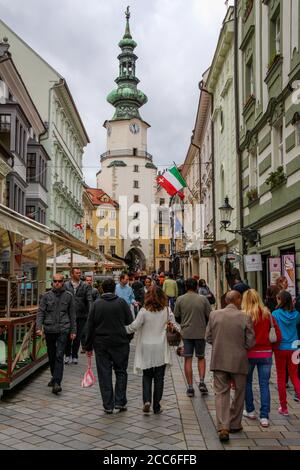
[172, 161, 198, 201]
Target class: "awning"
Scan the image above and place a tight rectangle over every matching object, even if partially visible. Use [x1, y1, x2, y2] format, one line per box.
[0, 204, 51, 245]
[47, 253, 98, 268]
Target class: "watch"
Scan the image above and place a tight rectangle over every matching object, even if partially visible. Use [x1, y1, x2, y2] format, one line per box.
[129, 123, 140, 134]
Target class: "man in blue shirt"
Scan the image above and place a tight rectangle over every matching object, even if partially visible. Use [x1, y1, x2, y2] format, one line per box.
[116, 274, 138, 313]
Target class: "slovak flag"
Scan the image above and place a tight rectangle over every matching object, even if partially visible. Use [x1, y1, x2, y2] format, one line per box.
[74, 223, 84, 230]
[157, 166, 186, 200]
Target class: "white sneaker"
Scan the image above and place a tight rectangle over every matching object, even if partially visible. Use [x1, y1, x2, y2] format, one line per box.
[260, 418, 269, 427]
[243, 410, 256, 420]
[64, 356, 71, 365]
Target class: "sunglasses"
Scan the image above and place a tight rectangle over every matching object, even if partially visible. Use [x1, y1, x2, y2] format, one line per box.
[53, 280, 63, 284]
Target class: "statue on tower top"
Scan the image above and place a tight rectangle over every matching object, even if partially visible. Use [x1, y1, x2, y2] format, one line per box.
[125, 6, 130, 19]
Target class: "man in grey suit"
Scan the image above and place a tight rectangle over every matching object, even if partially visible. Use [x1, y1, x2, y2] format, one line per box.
[205, 291, 255, 442]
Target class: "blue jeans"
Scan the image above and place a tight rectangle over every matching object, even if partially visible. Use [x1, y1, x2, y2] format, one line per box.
[245, 357, 272, 419]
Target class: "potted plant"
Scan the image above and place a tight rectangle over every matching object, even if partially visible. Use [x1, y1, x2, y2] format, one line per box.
[265, 166, 286, 190]
[246, 187, 258, 203]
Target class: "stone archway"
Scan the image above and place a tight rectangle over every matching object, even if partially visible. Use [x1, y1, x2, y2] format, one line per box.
[125, 248, 146, 272]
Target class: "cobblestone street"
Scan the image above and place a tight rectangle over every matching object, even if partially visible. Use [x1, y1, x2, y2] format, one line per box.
[1, 344, 300, 450]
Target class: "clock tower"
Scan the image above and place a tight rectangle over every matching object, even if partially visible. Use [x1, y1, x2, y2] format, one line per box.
[97, 7, 157, 272]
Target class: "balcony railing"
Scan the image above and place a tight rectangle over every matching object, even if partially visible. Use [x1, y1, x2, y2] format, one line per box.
[100, 149, 153, 162]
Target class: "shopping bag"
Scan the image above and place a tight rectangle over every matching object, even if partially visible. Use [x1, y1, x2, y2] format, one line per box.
[81, 355, 96, 388]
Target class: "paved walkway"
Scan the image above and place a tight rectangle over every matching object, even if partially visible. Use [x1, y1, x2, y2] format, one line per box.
[0, 343, 300, 450]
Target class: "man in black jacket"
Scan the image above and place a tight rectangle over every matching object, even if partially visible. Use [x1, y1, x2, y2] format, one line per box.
[64, 267, 92, 364]
[85, 278, 133, 414]
[36, 274, 76, 394]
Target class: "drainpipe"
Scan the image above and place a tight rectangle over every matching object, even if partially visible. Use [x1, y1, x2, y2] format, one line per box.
[234, 0, 247, 278]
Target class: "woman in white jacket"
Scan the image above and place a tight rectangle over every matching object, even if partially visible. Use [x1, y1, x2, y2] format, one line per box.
[126, 286, 180, 414]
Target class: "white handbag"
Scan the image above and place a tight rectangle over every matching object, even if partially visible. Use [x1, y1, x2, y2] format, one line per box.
[269, 314, 277, 344]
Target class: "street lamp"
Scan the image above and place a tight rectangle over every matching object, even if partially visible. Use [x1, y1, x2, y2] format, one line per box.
[218, 196, 261, 244]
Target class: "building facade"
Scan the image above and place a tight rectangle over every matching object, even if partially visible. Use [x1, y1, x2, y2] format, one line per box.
[154, 185, 171, 274]
[0, 40, 48, 222]
[0, 20, 89, 239]
[206, 6, 243, 301]
[96, 8, 157, 272]
[85, 188, 123, 259]
[237, 0, 300, 297]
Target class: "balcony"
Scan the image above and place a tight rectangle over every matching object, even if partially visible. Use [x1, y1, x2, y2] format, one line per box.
[100, 148, 153, 162]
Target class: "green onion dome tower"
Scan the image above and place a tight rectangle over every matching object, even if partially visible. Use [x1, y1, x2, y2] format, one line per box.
[106, 6, 148, 120]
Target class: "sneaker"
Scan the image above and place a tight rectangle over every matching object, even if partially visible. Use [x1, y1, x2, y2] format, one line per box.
[115, 405, 127, 412]
[198, 382, 208, 395]
[72, 358, 78, 364]
[294, 394, 300, 402]
[143, 402, 151, 413]
[243, 410, 256, 420]
[186, 386, 195, 397]
[218, 429, 230, 442]
[104, 409, 113, 414]
[64, 356, 71, 365]
[278, 406, 289, 416]
[52, 383, 62, 395]
[260, 418, 269, 428]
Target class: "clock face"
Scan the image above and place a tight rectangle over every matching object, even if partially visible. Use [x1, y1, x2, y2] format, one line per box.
[107, 125, 112, 137]
[129, 123, 140, 134]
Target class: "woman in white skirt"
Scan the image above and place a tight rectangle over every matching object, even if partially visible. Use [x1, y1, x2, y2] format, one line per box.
[126, 286, 180, 414]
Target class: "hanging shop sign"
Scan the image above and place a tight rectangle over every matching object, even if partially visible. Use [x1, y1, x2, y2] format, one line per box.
[244, 254, 263, 272]
[220, 253, 242, 264]
[268, 258, 282, 285]
[282, 254, 296, 298]
[201, 247, 215, 258]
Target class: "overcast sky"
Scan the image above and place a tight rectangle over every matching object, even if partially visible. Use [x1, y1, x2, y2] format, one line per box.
[1, 0, 233, 187]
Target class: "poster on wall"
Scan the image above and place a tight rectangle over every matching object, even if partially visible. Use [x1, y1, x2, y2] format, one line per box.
[244, 254, 263, 272]
[269, 258, 282, 285]
[282, 254, 296, 298]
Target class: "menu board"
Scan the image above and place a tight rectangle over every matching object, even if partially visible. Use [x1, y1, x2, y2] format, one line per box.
[282, 254, 296, 298]
[269, 258, 282, 285]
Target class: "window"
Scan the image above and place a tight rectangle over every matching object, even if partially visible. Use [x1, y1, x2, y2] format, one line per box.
[15, 118, 19, 152]
[133, 180, 139, 189]
[250, 151, 258, 188]
[109, 211, 116, 220]
[133, 225, 140, 234]
[270, 11, 281, 59]
[159, 198, 165, 206]
[245, 59, 254, 99]
[99, 228, 105, 237]
[99, 209, 105, 219]
[133, 148, 137, 156]
[26, 205, 36, 219]
[134, 165, 139, 172]
[110, 228, 116, 237]
[99, 245, 105, 254]
[159, 244, 166, 254]
[27, 153, 36, 182]
[0, 114, 11, 131]
[133, 195, 139, 203]
[159, 226, 165, 237]
[110, 246, 116, 255]
[278, 125, 284, 166]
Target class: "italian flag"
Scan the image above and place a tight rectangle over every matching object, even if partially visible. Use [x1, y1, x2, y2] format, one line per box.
[156, 166, 187, 199]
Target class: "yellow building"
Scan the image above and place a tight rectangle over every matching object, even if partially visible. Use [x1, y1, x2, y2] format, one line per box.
[154, 185, 171, 273]
[85, 188, 124, 260]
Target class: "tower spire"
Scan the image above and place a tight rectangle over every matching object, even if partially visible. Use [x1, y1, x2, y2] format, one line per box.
[106, 7, 148, 121]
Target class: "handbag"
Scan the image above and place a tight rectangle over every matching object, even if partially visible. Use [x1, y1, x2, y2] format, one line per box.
[166, 307, 181, 346]
[269, 314, 277, 344]
[81, 355, 96, 388]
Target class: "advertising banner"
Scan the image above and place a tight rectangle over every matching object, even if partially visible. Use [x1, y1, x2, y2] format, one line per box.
[282, 254, 296, 298]
[269, 258, 282, 285]
[244, 254, 263, 272]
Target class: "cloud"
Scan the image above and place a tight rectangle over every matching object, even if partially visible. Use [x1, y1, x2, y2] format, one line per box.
[0, 0, 231, 187]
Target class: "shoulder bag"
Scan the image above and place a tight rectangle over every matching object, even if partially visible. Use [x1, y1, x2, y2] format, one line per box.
[269, 314, 277, 343]
[166, 307, 181, 346]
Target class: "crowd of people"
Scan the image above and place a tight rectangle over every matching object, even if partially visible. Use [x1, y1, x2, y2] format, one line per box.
[36, 269, 300, 444]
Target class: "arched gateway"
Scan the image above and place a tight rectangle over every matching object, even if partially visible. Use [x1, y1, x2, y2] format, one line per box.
[125, 248, 146, 272]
